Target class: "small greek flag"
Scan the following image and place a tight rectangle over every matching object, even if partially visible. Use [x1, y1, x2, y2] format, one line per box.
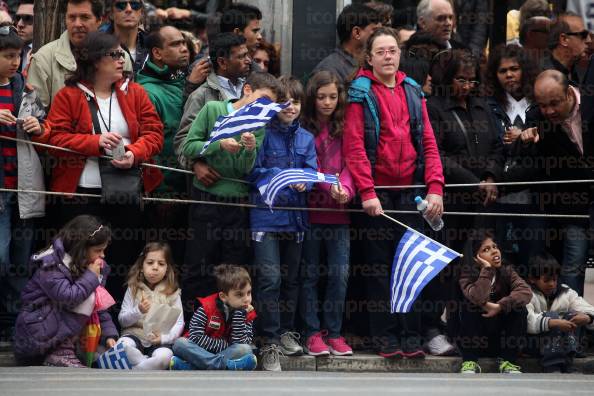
[257, 168, 338, 208]
[200, 97, 289, 154]
[97, 342, 132, 369]
[390, 230, 459, 313]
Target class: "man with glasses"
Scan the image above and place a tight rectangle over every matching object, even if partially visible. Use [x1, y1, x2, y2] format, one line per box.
[542, 13, 591, 87]
[101, 0, 148, 73]
[14, 0, 32, 73]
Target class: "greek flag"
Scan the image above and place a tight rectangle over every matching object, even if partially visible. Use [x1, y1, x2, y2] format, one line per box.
[390, 230, 459, 313]
[257, 168, 338, 208]
[200, 97, 289, 154]
[97, 342, 132, 369]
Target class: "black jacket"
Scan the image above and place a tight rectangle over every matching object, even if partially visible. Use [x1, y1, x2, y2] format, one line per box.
[427, 95, 504, 186]
[454, 0, 489, 56]
[524, 103, 594, 220]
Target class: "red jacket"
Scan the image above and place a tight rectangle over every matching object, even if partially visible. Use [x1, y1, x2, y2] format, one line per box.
[343, 69, 444, 201]
[197, 293, 257, 340]
[44, 79, 163, 194]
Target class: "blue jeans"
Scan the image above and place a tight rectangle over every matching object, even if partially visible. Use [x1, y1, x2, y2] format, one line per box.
[0, 192, 35, 320]
[561, 225, 588, 296]
[172, 338, 252, 370]
[299, 224, 350, 338]
[253, 232, 302, 344]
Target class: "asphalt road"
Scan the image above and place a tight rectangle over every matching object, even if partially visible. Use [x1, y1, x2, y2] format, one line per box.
[1, 367, 593, 396]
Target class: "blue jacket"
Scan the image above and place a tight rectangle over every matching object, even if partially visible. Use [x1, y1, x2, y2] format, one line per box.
[249, 119, 317, 233]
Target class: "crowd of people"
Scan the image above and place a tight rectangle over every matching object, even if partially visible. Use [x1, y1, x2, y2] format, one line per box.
[1, 0, 594, 374]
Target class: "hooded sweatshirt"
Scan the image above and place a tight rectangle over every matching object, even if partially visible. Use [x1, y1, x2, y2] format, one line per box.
[137, 61, 187, 194]
[343, 68, 444, 201]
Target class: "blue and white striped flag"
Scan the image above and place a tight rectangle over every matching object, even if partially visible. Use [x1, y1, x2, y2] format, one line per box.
[390, 230, 459, 313]
[96, 342, 132, 369]
[257, 168, 338, 208]
[200, 97, 289, 154]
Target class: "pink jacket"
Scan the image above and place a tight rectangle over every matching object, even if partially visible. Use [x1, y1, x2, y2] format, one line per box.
[308, 124, 355, 224]
[343, 69, 444, 201]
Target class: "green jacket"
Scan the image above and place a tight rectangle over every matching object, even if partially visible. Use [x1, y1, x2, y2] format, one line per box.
[136, 61, 186, 194]
[182, 100, 264, 198]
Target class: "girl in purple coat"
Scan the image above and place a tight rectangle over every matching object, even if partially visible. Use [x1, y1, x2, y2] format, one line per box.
[14, 215, 118, 367]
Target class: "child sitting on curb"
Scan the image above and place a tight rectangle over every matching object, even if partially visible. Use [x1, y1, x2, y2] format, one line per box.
[170, 264, 257, 370]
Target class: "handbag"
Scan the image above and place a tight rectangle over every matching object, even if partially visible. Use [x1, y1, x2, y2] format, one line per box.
[86, 95, 143, 207]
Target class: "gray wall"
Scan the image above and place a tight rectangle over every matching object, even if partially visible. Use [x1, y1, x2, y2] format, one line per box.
[237, 0, 350, 75]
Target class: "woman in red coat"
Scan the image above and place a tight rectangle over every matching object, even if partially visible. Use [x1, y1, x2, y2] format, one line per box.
[44, 31, 164, 300]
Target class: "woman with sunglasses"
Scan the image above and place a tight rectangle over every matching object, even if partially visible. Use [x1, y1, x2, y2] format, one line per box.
[427, 49, 504, 250]
[45, 31, 163, 300]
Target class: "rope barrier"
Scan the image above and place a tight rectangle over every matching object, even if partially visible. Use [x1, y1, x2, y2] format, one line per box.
[1, 188, 589, 219]
[5, 135, 594, 189]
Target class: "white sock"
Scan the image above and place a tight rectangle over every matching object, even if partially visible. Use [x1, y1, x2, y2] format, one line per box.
[118, 337, 146, 366]
[134, 347, 173, 370]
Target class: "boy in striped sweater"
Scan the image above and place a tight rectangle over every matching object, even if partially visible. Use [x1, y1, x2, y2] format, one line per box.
[170, 264, 257, 370]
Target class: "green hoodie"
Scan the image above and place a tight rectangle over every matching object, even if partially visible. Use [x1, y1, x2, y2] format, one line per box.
[182, 100, 264, 198]
[136, 60, 186, 195]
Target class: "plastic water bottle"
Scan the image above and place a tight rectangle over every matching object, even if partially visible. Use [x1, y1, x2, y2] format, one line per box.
[415, 196, 444, 231]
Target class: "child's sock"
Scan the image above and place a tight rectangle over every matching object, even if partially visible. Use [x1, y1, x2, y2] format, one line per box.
[118, 337, 146, 366]
[134, 348, 173, 370]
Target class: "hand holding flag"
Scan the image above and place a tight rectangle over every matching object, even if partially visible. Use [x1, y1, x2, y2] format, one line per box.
[200, 97, 289, 155]
[257, 168, 339, 209]
[390, 229, 460, 313]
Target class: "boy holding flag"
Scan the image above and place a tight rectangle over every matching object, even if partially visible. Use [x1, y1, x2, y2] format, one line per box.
[180, 71, 282, 319]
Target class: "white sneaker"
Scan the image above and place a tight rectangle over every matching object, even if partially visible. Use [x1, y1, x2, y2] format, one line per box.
[260, 344, 283, 372]
[426, 334, 456, 356]
[279, 332, 303, 356]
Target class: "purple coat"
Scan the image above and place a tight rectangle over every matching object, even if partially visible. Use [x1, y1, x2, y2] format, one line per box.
[13, 239, 118, 360]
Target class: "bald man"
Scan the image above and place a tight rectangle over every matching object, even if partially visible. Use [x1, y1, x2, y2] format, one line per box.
[525, 69, 593, 296]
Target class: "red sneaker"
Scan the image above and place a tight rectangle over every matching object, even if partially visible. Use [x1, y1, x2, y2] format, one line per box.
[327, 336, 353, 356]
[305, 332, 330, 356]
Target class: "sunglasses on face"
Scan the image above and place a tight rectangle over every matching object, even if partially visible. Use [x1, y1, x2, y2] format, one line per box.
[105, 50, 126, 60]
[15, 14, 34, 25]
[565, 30, 590, 39]
[114, 1, 143, 12]
[0, 25, 17, 36]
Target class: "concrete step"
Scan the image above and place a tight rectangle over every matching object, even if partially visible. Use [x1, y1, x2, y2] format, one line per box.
[2, 350, 592, 373]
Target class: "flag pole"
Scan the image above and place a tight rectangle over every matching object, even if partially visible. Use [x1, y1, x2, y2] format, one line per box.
[380, 213, 463, 257]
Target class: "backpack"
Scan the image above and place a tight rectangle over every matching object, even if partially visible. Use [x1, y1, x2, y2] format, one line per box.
[347, 75, 426, 185]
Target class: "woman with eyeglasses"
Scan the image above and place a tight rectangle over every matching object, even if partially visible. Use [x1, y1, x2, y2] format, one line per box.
[343, 27, 445, 359]
[427, 49, 504, 249]
[45, 31, 163, 301]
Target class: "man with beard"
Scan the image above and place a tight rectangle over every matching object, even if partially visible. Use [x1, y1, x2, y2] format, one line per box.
[27, 0, 132, 108]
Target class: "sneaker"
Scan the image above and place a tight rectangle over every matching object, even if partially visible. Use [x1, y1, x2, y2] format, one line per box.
[260, 344, 283, 372]
[279, 331, 303, 356]
[378, 344, 404, 359]
[460, 360, 481, 374]
[305, 332, 330, 356]
[169, 356, 193, 370]
[425, 334, 457, 356]
[402, 338, 426, 359]
[327, 336, 353, 356]
[226, 353, 257, 371]
[499, 360, 522, 374]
